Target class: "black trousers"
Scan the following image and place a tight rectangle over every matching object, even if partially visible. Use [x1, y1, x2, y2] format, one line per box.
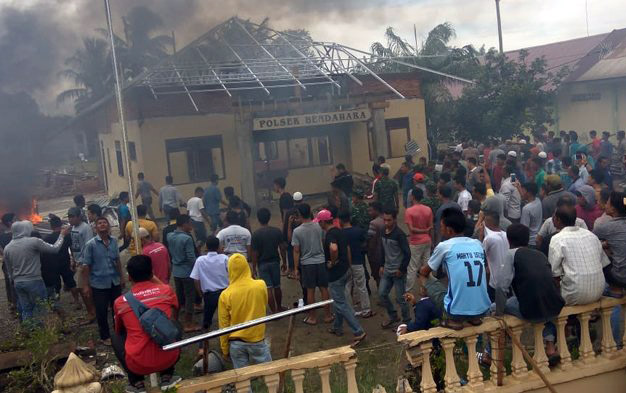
[202, 289, 223, 329]
[174, 277, 195, 315]
[92, 285, 121, 340]
[111, 331, 176, 385]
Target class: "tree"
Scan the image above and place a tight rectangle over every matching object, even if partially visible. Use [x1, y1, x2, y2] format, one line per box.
[369, 23, 483, 144]
[56, 37, 113, 113]
[451, 49, 565, 141]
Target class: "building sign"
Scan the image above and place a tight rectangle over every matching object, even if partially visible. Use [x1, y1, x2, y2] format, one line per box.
[571, 92, 601, 102]
[253, 108, 371, 131]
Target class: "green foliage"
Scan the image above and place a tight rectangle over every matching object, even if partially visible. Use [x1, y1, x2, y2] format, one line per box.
[452, 49, 566, 141]
[6, 313, 62, 393]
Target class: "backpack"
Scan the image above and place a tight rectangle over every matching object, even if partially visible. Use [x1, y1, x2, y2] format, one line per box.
[124, 291, 182, 347]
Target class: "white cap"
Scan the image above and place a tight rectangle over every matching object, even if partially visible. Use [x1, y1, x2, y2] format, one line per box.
[538, 151, 547, 159]
[455, 144, 463, 152]
[138, 227, 150, 238]
[507, 151, 517, 158]
[519, 139, 527, 144]
[293, 191, 303, 202]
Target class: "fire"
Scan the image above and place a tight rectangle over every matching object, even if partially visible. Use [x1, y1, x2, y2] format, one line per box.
[28, 199, 43, 224]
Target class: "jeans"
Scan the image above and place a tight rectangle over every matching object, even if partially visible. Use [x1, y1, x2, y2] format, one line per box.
[191, 220, 208, 244]
[406, 243, 431, 293]
[378, 271, 410, 322]
[174, 277, 196, 315]
[208, 213, 221, 232]
[14, 279, 48, 323]
[229, 340, 272, 369]
[611, 306, 623, 347]
[92, 285, 121, 340]
[286, 244, 295, 271]
[329, 272, 364, 336]
[202, 289, 223, 329]
[346, 265, 370, 313]
[112, 331, 176, 385]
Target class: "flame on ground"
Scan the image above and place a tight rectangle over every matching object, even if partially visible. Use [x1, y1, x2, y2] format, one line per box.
[29, 199, 43, 224]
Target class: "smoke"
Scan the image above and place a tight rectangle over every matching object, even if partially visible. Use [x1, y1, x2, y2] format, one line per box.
[0, 0, 397, 114]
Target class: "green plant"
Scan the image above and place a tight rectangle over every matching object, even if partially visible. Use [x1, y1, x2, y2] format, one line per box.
[6, 313, 62, 393]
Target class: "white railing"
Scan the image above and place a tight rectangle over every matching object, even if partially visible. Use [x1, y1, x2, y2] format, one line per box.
[398, 296, 626, 392]
[176, 346, 358, 393]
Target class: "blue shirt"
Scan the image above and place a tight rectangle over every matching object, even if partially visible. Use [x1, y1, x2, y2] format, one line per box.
[82, 235, 120, 289]
[428, 236, 490, 317]
[203, 184, 222, 215]
[167, 230, 196, 278]
[118, 204, 130, 220]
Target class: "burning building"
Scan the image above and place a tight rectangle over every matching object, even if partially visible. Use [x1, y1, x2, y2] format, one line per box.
[72, 17, 471, 211]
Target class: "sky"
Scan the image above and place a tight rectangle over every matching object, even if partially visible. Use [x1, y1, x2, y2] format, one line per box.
[1, 0, 625, 115]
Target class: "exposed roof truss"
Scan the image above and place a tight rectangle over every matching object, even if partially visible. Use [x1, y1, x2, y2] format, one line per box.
[139, 17, 473, 109]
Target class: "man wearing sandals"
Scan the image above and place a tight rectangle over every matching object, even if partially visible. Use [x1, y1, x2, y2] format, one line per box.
[418, 208, 491, 330]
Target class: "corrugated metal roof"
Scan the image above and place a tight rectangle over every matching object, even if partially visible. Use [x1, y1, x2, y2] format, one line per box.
[505, 33, 609, 76]
[576, 29, 626, 82]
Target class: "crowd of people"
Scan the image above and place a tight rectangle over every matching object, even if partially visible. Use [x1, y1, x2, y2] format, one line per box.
[1, 128, 626, 392]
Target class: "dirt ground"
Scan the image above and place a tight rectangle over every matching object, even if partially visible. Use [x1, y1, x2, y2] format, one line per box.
[0, 193, 409, 391]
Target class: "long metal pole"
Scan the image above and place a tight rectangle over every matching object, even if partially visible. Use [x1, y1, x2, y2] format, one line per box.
[104, 0, 141, 255]
[163, 299, 334, 350]
[495, 0, 504, 54]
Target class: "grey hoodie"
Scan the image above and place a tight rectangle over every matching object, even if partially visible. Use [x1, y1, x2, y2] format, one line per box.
[3, 221, 65, 283]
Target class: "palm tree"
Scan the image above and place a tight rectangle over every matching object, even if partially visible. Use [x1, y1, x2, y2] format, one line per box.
[56, 37, 113, 113]
[120, 6, 173, 75]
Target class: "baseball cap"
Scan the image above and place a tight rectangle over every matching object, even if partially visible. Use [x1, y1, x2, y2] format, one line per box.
[538, 151, 547, 159]
[507, 151, 517, 158]
[413, 173, 425, 182]
[313, 209, 333, 223]
[292, 191, 303, 202]
[67, 207, 82, 218]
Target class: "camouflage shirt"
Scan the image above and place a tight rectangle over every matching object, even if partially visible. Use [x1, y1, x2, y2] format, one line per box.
[374, 177, 399, 210]
[421, 196, 441, 217]
[351, 201, 370, 230]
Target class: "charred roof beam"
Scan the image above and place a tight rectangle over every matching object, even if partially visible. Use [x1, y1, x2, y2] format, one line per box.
[222, 37, 271, 96]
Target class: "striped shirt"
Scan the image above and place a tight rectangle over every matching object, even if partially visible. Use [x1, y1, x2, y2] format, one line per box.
[548, 226, 609, 305]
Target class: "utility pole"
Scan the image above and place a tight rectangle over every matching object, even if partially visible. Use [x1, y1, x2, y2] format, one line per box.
[103, 0, 141, 256]
[495, 0, 504, 53]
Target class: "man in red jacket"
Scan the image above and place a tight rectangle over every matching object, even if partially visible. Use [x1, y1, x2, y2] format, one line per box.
[113, 255, 181, 393]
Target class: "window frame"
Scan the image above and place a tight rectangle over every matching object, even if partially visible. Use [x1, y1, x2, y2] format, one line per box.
[386, 118, 411, 159]
[128, 141, 137, 161]
[165, 135, 226, 185]
[114, 140, 124, 177]
[254, 131, 334, 170]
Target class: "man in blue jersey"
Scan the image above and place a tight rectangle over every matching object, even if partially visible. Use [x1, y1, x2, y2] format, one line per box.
[418, 208, 491, 330]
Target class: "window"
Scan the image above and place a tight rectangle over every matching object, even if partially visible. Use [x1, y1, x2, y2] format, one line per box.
[128, 141, 137, 161]
[288, 138, 310, 168]
[165, 136, 225, 184]
[386, 118, 411, 158]
[311, 136, 331, 166]
[366, 118, 411, 160]
[114, 141, 124, 177]
[255, 140, 289, 170]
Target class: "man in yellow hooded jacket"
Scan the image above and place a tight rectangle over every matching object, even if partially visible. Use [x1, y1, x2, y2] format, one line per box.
[218, 253, 272, 368]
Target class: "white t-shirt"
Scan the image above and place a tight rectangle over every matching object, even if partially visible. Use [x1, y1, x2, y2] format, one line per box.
[483, 226, 512, 290]
[187, 197, 204, 222]
[457, 190, 472, 212]
[216, 225, 252, 257]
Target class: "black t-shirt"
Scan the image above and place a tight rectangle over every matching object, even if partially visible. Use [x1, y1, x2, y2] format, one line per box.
[342, 226, 366, 265]
[324, 227, 349, 282]
[251, 226, 284, 264]
[0, 232, 11, 249]
[279, 192, 294, 220]
[512, 247, 565, 321]
[282, 208, 301, 243]
[41, 232, 71, 287]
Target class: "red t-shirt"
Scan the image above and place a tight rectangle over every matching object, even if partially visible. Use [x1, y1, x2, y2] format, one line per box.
[114, 282, 180, 375]
[142, 242, 171, 283]
[404, 204, 433, 245]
